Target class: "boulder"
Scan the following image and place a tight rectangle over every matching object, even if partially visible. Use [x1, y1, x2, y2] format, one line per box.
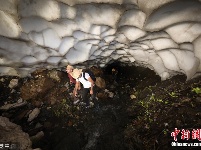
[0, 116, 33, 150]
[20, 77, 55, 101]
[95, 77, 106, 89]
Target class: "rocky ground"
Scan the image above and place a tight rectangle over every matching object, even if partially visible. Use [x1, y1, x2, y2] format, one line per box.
[0, 65, 201, 150]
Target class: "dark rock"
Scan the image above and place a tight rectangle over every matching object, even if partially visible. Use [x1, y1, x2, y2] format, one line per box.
[20, 77, 55, 101]
[0, 116, 33, 150]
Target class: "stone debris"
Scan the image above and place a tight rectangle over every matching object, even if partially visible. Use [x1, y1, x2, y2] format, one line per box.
[95, 77, 106, 89]
[28, 108, 40, 122]
[108, 92, 114, 98]
[0, 116, 33, 150]
[130, 94, 136, 99]
[0, 78, 5, 82]
[8, 79, 18, 88]
[30, 131, 44, 142]
[20, 77, 55, 101]
[103, 89, 114, 98]
[0, 100, 27, 110]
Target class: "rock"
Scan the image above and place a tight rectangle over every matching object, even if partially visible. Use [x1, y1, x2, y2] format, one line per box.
[0, 103, 14, 110]
[8, 79, 18, 88]
[130, 94, 136, 99]
[176, 120, 182, 127]
[28, 108, 40, 122]
[0, 78, 5, 82]
[195, 97, 201, 103]
[35, 123, 43, 129]
[95, 77, 106, 89]
[30, 131, 44, 142]
[28, 125, 44, 137]
[11, 101, 27, 109]
[49, 97, 57, 105]
[43, 121, 53, 129]
[32, 101, 43, 107]
[48, 70, 63, 82]
[90, 66, 103, 77]
[0, 116, 33, 150]
[0, 101, 27, 110]
[108, 92, 114, 98]
[20, 77, 55, 101]
[17, 98, 23, 103]
[13, 109, 31, 122]
[97, 92, 108, 99]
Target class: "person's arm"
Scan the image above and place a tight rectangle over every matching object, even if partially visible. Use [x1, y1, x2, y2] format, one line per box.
[88, 77, 94, 95]
[74, 81, 80, 96]
[77, 81, 81, 90]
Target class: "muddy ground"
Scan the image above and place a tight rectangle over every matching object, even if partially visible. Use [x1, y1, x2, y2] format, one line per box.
[0, 65, 201, 150]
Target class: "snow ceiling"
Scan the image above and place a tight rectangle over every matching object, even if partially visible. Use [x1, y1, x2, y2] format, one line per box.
[0, 0, 201, 80]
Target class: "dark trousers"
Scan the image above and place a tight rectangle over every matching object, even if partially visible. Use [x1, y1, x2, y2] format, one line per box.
[82, 87, 96, 106]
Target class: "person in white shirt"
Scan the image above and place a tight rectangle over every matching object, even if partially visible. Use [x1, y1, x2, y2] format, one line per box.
[71, 68, 95, 107]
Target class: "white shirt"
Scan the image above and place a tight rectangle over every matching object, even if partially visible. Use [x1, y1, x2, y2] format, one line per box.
[76, 72, 92, 88]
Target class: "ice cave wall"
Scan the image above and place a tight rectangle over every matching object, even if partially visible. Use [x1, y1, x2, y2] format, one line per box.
[0, 0, 201, 80]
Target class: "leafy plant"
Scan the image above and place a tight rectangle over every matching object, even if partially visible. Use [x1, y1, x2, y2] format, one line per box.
[163, 129, 169, 135]
[168, 92, 178, 98]
[52, 99, 71, 117]
[137, 94, 167, 124]
[192, 87, 201, 94]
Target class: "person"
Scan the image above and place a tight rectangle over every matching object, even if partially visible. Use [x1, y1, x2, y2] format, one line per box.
[66, 65, 79, 103]
[71, 68, 96, 108]
[66, 65, 76, 84]
[112, 67, 119, 84]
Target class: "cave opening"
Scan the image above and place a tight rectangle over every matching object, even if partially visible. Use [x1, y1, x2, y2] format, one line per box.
[0, 61, 200, 150]
[103, 61, 161, 89]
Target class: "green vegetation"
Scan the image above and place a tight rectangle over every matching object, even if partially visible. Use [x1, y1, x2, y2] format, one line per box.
[138, 93, 168, 124]
[192, 87, 201, 94]
[168, 92, 178, 98]
[52, 99, 71, 117]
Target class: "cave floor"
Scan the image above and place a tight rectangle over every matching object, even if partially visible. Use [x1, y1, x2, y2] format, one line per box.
[0, 66, 201, 150]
